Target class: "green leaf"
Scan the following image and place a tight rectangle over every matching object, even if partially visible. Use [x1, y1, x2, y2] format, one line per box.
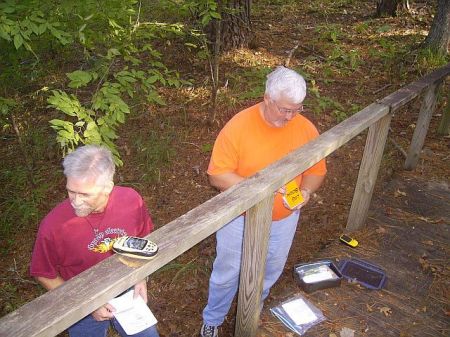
[184, 42, 198, 49]
[13, 33, 23, 49]
[83, 121, 101, 142]
[29, 21, 40, 35]
[79, 23, 87, 33]
[47, 90, 81, 116]
[99, 124, 118, 140]
[147, 75, 159, 84]
[147, 91, 166, 106]
[0, 25, 11, 41]
[66, 70, 93, 88]
[201, 14, 211, 26]
[37, 23, 46, 35]
[377, 25, 391, 33]
[210, 12, 221, 19]
[49, 119, 66, 127]
[106, 48, 121, 59]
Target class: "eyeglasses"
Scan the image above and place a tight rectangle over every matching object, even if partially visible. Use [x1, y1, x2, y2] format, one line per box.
[273, 101, 304, 115]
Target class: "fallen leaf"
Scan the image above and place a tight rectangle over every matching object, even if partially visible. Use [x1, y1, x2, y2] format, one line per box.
[329, 333, 338, 337]
[422, 240, 434, 246]
[379, 306, 392, 316]
[394, 189, 407, 197]
[366, 303, 374, 312]
[376, 226, 387, 234]
[418, 216, 432, 223]
[339, 327, 355, 337]
[419, 257, 430, 271]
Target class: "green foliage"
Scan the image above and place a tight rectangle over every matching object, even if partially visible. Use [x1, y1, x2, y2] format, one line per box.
[0, 0, 72, 57]
[0, 166, 48, 251]
[369, 37, 408, 67]
[355, 21, 370, 34]
[134, 130, 176, 184]
[201, 143, 213, 153]
[228, 67, 272, 100]
[0, 97, 16, 131]
[316, 24, 342, 43]
[1, 0, 193, 166]
[416, 48, 449, 74]
[328, 46, 361, 70]
[308, 79, 353, 122]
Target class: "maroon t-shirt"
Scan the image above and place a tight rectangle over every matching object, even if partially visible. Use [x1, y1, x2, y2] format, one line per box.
[30, 186, 153, 281]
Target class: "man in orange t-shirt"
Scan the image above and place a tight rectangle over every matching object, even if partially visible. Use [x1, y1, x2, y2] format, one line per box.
[200, 66, 326, 337]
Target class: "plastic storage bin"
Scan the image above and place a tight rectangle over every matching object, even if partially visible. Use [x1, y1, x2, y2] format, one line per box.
[338, 258, 387, 290]
[293, 260, 342, 293]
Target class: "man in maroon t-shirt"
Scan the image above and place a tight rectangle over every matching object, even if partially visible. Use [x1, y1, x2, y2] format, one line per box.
[30, 145, 159, 337]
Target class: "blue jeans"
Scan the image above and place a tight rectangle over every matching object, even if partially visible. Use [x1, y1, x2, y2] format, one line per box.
[68, 313, 159, 337]
[202, 211, 300, 326]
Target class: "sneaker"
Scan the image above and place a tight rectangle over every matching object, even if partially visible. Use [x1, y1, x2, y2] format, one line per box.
[200, 323, 218, 337]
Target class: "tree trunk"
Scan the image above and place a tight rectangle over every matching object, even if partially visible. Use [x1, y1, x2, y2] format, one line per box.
[376, 0, 410, 17]
[423, 0, 450, 54]
[217, 0, 252, 51]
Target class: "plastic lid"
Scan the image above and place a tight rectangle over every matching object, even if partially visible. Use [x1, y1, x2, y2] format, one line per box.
[338, 258, 387, 290]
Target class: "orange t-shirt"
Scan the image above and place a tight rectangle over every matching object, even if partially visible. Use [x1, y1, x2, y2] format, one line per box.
[208, 103, 327, 220]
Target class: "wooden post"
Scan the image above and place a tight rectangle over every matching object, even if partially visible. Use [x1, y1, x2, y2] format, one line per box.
[405, 82, 442, 170]
[437, 90, 450, 136]
[235, 195, 274, 337]
[347, 114, 392, 231]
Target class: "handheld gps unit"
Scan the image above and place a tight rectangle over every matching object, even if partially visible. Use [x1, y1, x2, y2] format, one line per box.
[339, 234, 358, 248]
[112, 236, 158, 259]
[282, 180, 304, 210]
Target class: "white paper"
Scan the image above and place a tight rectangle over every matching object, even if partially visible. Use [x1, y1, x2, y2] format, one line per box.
[302, 270, 336, 283]
[282, 298, 318, 325]
[108, 290, 157, 335]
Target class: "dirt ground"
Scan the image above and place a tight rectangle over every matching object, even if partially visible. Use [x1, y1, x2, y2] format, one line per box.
[0, 1, 448, 337]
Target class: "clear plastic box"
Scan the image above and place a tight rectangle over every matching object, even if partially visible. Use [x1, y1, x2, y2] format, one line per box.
[293, 260, 342, 293]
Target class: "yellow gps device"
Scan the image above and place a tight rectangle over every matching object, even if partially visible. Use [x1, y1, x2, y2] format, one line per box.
[282, 180, 304, 210]
[112, 236, 158, 259]
[339, 234, 358, 248]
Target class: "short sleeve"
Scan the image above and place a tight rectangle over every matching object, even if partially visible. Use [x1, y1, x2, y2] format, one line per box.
[207, 127, 239, 176]
[30, 223, 59, 279]
[139, 199, 154, 236]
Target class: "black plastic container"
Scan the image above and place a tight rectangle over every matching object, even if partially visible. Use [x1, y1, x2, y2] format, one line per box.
[338, 258, 387, 290]
[293, 260, 342, 293]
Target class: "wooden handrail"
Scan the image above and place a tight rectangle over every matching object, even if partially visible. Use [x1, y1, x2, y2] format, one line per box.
[0, 63, 448, 337]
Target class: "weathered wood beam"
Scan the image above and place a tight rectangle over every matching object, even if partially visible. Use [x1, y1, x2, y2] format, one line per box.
[378, 63, 449, 112]
[235, 195, 274, 337]
[404, 81, 442, 170]
[347, 114, 392, 231]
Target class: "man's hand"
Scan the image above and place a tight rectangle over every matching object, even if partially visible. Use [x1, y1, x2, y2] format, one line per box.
[295, 188, 311, 209]
[280, 188, 311, 210]
[92, 304, 115, 321]
[133, 279, 148, 303]
[35, 275, 65, 291]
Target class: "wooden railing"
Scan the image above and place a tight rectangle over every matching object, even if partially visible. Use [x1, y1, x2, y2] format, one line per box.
[0, 64, 448, 337]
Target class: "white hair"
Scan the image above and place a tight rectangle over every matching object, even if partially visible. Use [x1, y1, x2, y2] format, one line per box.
[265, 66, 307, 104]
[63, 145, 115, 187]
